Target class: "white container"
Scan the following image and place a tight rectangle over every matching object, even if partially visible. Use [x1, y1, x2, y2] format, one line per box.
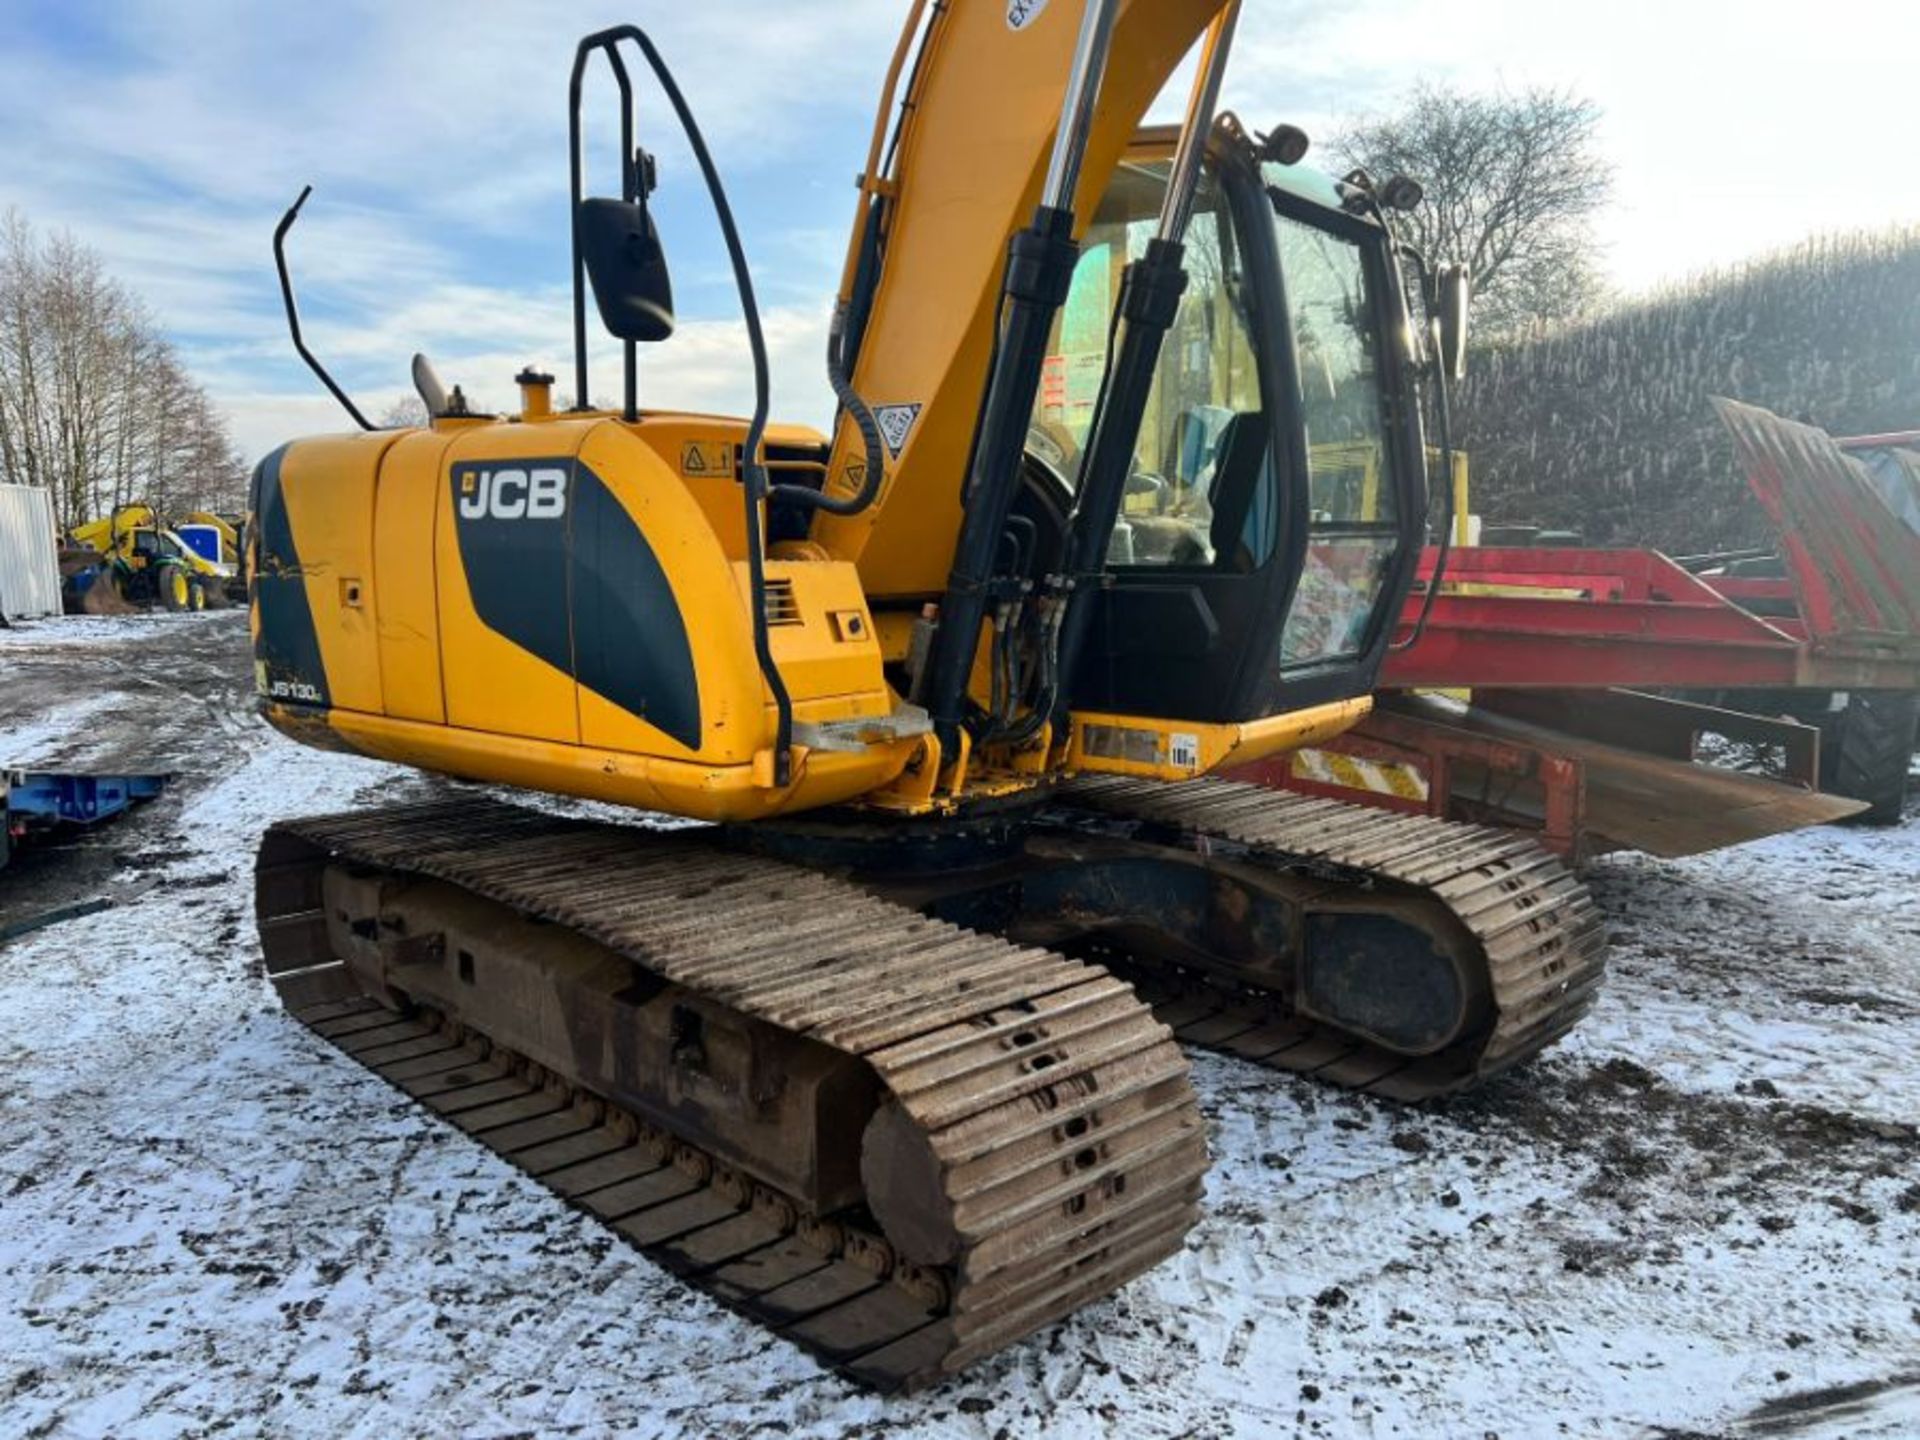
[0, 484, 63, 621]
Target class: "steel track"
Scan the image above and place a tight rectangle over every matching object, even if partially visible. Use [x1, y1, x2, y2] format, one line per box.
[256, 799, 1207, 1391]
[1059, 776, 1609, 1098]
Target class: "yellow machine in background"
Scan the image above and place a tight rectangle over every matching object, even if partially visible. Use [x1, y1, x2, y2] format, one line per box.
[67, 504, 234, 611]
[250, 4, 1603, 1387]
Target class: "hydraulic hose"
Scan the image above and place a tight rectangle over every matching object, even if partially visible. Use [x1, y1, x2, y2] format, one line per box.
[770, 300, 886, 516]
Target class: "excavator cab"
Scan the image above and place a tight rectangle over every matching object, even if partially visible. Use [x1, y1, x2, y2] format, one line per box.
[1033, 127, 1428, 726]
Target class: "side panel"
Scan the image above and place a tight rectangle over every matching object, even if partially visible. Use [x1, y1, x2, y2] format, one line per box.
[736, 560, 893, 725]
[261, 417, 919, 823]
[436, 428, 585, 745]
[622, 414, 750, 560]
[374, 431, 454, 724]
[573, 424, 766, 766]
[255, 432, 397, 713]
[571, 458, 702, 752]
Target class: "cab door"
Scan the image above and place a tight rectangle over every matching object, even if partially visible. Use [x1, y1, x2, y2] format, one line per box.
[1062, 154, 1424, 723]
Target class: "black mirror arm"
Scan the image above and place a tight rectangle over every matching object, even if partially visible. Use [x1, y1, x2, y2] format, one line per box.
[273, 187, 374, 432]
[568, 45, 640, 418]
[604, 46, 639, 424]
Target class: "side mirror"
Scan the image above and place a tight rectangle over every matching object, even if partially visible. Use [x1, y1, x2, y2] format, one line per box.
[578, 197, 675, 342]
[1435, 263, 1470, 383]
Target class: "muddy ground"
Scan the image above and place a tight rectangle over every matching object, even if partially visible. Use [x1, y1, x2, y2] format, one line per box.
[0, 613, 259, 923]
[1, 612, 1915, 1439]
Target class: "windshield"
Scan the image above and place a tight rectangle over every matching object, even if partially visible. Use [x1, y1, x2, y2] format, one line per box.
[1031, 159, 1273, 570]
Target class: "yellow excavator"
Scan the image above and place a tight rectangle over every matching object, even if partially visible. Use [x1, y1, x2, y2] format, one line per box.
[253, 3, 1604, 1388]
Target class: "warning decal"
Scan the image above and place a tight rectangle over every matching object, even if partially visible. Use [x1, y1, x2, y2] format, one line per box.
[680, 441, 735, 478]
[1289, 747, 1431, 802]
[873, 404, 922, 460]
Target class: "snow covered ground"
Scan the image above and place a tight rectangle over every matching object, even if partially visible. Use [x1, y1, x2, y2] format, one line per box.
[2, 612, 1916, 1439]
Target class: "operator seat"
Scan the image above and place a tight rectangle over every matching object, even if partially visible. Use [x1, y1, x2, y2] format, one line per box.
[1207, 410, 1272, 573]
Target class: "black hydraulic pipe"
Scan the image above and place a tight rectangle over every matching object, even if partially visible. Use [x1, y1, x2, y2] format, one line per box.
[921, 204, 1081, 759]
[920, 0, 1117, 756]
[793, 298, 886, 516]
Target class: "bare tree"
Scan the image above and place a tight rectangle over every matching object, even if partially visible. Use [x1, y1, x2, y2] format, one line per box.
[0, 208, 248, 529]
[0, 210, 45, 494]
[1335, 85, 1614, 339]
[378, 394, 428, 429]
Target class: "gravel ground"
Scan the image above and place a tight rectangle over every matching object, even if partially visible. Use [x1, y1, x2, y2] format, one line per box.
[2, 612, 1916, 1439]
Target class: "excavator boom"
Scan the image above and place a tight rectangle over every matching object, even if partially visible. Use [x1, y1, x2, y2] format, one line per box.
[810, 1, 1225, 589]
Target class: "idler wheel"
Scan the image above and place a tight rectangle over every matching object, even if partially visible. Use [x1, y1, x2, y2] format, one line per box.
[860, 1100, 961, 1266]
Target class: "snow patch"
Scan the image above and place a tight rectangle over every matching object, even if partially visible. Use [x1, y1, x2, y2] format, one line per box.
[3, 614, 1916, 1438]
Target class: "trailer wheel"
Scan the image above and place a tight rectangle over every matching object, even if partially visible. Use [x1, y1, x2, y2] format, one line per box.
[1824, 690, 1919, 825]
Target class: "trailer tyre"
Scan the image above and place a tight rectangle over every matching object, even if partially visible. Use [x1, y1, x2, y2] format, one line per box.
[1825, 690, 1919, 825]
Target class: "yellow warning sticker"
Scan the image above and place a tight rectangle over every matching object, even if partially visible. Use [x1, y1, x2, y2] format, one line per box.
[1290, 747, 1430, 801]
[835, 459, 875, 502]
[680, 441, 735, 478]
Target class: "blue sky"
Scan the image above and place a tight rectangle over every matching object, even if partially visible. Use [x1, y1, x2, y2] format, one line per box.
[3, 0, 1916, 461]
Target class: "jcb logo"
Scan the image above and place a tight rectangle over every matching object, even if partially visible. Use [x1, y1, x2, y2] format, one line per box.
[457, 465, 568, 520]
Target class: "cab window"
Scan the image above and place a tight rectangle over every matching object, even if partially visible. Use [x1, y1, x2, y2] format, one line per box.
[1271, 209, 1399, 667]
[1030, 161, 1272, 571]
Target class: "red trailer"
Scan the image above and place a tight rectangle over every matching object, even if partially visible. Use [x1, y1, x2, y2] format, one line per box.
[1234, 402, 1920, 862]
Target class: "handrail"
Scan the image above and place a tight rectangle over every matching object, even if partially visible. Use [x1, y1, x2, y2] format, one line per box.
[566, 27, 794, 785]
[272, 187, 374, 432]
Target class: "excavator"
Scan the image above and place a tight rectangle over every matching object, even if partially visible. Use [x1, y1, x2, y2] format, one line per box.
[252, 2, 1605, 1389]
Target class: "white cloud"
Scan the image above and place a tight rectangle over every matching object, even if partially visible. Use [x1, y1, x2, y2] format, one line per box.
[0, 2, 902, 459]
[1214, 0, 1920, 290]
[216, 300, 835, 461]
